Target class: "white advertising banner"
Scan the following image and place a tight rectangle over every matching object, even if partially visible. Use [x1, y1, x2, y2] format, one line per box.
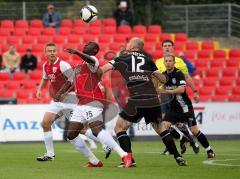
[0, 105, 64, 142]
[133, 103, 240, 136]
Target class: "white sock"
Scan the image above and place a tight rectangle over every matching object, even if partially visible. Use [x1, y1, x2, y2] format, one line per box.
[44, 131, 54, 156]
[69, 136, 99, 164]
[85, 129, 99, 142]
[205, 146, 211, 151]
[97, 130, 127, 158]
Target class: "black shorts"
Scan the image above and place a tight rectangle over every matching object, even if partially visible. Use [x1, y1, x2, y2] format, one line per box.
[163, 109, 197, 127]
[119, 106, 162, 124]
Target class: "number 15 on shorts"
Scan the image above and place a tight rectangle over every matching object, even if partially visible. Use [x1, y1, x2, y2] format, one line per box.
[86, 111, 93, 119]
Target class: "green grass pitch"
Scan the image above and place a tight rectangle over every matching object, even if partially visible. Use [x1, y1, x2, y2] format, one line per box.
[0, 140, 240, 179]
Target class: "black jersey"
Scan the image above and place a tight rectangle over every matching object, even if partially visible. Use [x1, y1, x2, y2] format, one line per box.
[109, 51, 158, 99]
[163, 67, 193, 113]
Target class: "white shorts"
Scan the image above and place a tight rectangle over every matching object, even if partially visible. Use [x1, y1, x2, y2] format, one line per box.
[70, 100, 104, 124]
[46, 92, 78, 114]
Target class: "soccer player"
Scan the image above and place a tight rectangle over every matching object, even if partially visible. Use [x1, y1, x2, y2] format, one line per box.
[71, 38, 188, 166]
[61, 42, 132, 168]
[36, 42, 104, 165]
[155, 39, 200, 154]
[159, 55, 215, 158]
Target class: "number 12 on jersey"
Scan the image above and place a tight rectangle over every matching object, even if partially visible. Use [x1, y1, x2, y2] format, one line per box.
[131, 56, 145, 72]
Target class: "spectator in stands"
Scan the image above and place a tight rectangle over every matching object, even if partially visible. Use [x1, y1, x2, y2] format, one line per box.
[2, 45, 20, 74]
[113, 1, 133, 26]
[20, 48, 37, 73]
[178, 51, 198, 77]
[43, 3, 62, 32]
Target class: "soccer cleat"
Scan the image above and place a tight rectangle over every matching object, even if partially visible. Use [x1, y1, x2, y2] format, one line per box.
[190, 142, 200, 154]
[117, 159, 137, 168]
[103, 146, 112, 159]
[86, 161, 103, 167]
[36, 154, 55, 161]
[207, 150, 216, 158]
[122, 153, 132, 168]
[175, 157, 188, 166]
[162, 147, 173, 155]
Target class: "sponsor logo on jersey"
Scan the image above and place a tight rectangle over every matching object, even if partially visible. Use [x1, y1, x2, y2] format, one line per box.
[52, 67, 57, 73]
[172, 78, 176, 84]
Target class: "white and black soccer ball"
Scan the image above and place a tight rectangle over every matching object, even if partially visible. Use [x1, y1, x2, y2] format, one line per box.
[80, 5, 98, 23]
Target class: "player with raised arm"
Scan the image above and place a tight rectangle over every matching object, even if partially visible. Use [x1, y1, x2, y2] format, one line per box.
[36, 42, 104, 166]
[159, 55, 215, 158]
[68, 38, 188, 166]
[61, 41, 132, 168]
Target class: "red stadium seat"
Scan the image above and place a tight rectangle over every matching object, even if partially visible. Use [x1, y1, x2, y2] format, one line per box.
[144, 34, 158, 43]
[215, 88, 230, 96]
[37, 36, 53, 44]
[174, 42, 185, 51]
[22, 81, 38, 90]
[32, 44, 45, 54]
[229, 49, 240, 58]
[62, 43, 78, 50]
[144, 43, 155, 51]
[210, 59, 225, 68]
[109, 43, 125, 51]
[6, 36, 21, 45]
[222, 68, 237, 77]
[73, 28, 87, 35]
[205, 69, 220, 78]
[211, 95, 228, 102]
[53, 35, 66, 45]
[133, 25, 147, 35]
[59, 28, 72, 36]
[13, 28, 27, 36]
[98, 35, 112, 43]
[6, 81, 22, 90]
[16, 20, 29, 29]
[198, 50, 211, 59]
[67, 35, 81, 44]
[232, 88, 240, 95]
[199, 87, 214, 96]
[13, 72, 26, 81]
[151, 51, 163, 60]
[160, 33, 172, 42]
[183, 50, 197, 61]
[0, 89, 15, 98]
[83, 35, 97, 43]
[1, 20, 14, 31]
[17, 44, 31, 54]
[89, 27, 102, 35]
[201, 41, 214, 50]
[16, 90, 30, 100]
[73, 19, 87, 28]
[213, 50, 226, 59]
[28, 28, 42, 36]
[219, 78, 235, 88]
[103, 18, 116, 27]
[228, 95, 240, 102]
[195, 60, 209, 70]
[0, 28, 11, 37]
[61, 19, 72, 28]
[22, 36, 36, 45]
[29, 71, 42, 80]
[186, 41, 199, 51]
[148, 25, 162, 34]
[42, 28, 56, 36]
[30, 19, 43, 28]
[103, 26, 116, 35]
[202, 78, 217, 87]
[174, 33, 187, 43]
[226, 59, 239, 68]
[0, 72, 11, 81]
[199, 95, 211, 102]
[89, 19, 102, 27]
[118, 25, 132, 34]
[113, 34, 128, 43]
[235, 78, 240, 87]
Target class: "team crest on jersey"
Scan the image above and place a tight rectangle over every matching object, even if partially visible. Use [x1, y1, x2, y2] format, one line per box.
[52, 67, 57, 73]
[172, 78, 176, 84]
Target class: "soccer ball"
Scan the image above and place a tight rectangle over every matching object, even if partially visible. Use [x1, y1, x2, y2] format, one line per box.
[80, 5, 98, 23]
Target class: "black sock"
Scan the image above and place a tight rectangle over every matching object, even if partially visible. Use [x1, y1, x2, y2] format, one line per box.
[170, 128, 181, 139]
[179, 125, 194, 142]
[195, 131, 210, 149]
[116, 131, 132, 153]
[160, 130, 181, 159]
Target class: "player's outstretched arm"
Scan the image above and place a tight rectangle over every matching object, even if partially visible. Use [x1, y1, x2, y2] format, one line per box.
[54, 81, 73, 102]
[64, 48, 96, 65]
[151, 70, 167, 84]
[184, 74, 199, 103]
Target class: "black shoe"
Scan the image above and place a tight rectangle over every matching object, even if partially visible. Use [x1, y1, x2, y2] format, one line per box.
[117, 159, 136, 168]
[207, 149, 216, 158]
[36, 154, 55, 161]
[162, 147, 173, 155]
[175, 157, 187, 166]
[103, 146, 112, 159]
[190, 142, 200, 154]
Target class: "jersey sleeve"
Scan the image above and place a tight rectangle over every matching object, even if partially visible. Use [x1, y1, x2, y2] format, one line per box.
[86, 56, 99, 72]
[42, 63, 48, 79]
[176, 71, 186, 87]
[108, 57, 120, 70]
[149, 59, 158, 72]
[60, 61, 73, 79]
